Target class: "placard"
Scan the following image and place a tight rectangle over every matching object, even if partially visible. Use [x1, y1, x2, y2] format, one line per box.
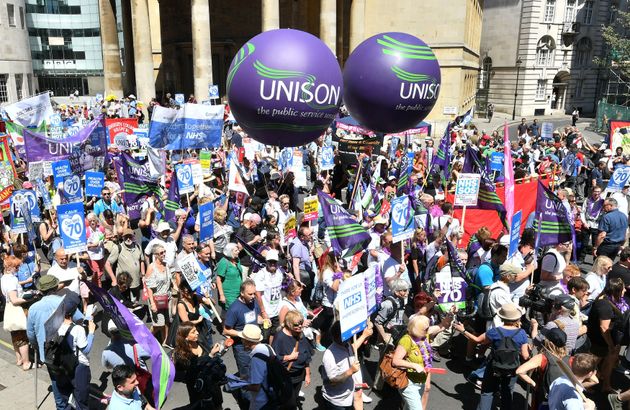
[57, 202, 87, 253]
[391, 195, 415, 243]
[454, 173, 481, 206]
[51, 159, 72, 187]
[178, 253, 206, 290]
[175, 163, 195, 194]
[62, 174, 83, 203]
[508, 210, 522, 259]
[303, 195, 318, 222]
[200, 150, 212, 175]
[338, 273, 368, 341]
[85, 171, 105, 197]
[607, 165, 630, 192]
[10, 189, 40, 233]
[175, 93, 185, 105]
[435, 269, 467, 312]
[283, 214, 297, 240]
[541, 122, 554, 140]
[320, 145, 335, 171]
[198, 201, 215, 244]
[490, 152, 504, 172]
[363, 266, 378, 315]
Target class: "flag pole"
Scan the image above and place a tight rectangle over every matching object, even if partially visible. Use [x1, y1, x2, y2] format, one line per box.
[459, 205, 467, 246]
[349, 157, 363, 206]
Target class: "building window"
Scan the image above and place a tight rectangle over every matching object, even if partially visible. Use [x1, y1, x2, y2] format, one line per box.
[536, 80, 547, 99]
[19, 6, 23, 29]
[26, 74, 31, 96]
[15, 74, 22, 100]
[536, 36, 556, 67]
[544, 0, 555, 22]
[575, 79, 584, 97]
[576, 37, 592, 66]
[564, 0, 576, 22]
[481, 57, 492, 89]
[0, 75, 8, 103]
[583, 1, 594, 24]
[7, 4, 15, 27]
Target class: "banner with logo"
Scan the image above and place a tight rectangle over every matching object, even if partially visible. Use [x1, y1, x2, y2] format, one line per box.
[533, 180, 575, 249]
[10, 189, 40, 234]
[454, 173, 481, 206]
[175, 163, 195, 194]
[607, 165, 630, 192]
[62, 174, 83, 203]
[390, 195, 415, 243]
[198, 201, 215, 244]
[338, 273, 368, 341]
[85, 171, 105, 197]
[5, 92, 53, 128]
[56, 202, 87, 253]
[6, 121, 46, 152]
[105, 118, 138, 147]
[318, 189, 371, 256]
[148, 103, 224, 150]
[114, 153, 161, 220]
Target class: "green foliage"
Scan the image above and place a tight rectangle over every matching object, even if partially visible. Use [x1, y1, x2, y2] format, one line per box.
[596, 10, 630, 77]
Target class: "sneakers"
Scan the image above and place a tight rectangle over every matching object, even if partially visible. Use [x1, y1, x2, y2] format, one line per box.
[608, 393, 623, 410]
[299, 390, 305, 398]
[315, 344, 326, 352]
[362, 394, 373, 403]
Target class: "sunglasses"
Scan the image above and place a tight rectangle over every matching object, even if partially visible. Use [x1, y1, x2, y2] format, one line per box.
[292, 321, 304, 328]
[156, 251, 166, 256]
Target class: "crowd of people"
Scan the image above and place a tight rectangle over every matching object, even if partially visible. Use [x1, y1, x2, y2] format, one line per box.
[1, 94, 630, 410]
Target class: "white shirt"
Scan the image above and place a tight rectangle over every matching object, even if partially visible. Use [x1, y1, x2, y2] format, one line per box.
[611, 192, 629, 216]
[58, 322, 90, 366]
[488, 281, 516, 329]
[251, 268, 284, 318]
[1, 274, 22, 299]
[47, 264, 81, 295]
[431, 215, 461, 239]
[539, 248, 567, 295]
[145, 236, 178, 267]
[322, 342, 362, 407]
[583, 272, 605, 301]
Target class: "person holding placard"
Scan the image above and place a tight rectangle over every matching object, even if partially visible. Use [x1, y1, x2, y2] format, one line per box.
[252, 250, 284, 342]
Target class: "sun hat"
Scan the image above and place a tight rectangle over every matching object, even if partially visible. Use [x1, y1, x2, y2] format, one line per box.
[123, 228, 135, 237]
[36, 275, 59, 292]
[157, 221, 171, 233]
[238, 324, 263, 343]
[497, 303, 522, 322]
[265, 250, 279, 262]
[373, 215, 387, 225]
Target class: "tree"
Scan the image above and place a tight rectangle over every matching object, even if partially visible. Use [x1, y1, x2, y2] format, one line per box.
[596, 9, 630, 78]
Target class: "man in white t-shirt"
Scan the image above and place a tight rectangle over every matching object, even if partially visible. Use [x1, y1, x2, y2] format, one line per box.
[539, 242, 570, 295]
[47, 247, 83, 296]
[252, 250, 285, 339]
[431, 202, 462, 241]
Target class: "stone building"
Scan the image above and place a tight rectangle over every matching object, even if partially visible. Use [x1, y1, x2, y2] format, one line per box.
[0, 0, 33, 104]
[480, 0, 623, 117]
[102, 0, 483, 125]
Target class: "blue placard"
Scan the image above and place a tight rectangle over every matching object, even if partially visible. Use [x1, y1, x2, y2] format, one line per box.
[320, 146, 335, 170]
[199, 201, 215, 244]
[20, 201, 36, 242]
[490, 152, 504, 172]
[175, 163, 195, 194]
[607, 166, 630, 192]
[390, 196, 415, 243]
[175, 93, 185, 105]
[85, 171, 105, 197]
[35, 179, 52, 209]
[62, 174, 83, 203]
[52, 160, 72, 187]
[57, 202, 86, 253]
[208, 84, 219, 99]
[508, 210, 523, 259]
[279, 148, 293, 171]
[10, 189, 40, 233]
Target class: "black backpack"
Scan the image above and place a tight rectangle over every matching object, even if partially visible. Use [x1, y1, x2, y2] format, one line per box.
[490, 328, 521, 377]
[44, 323, 79, 379]
[253, 345, 295, 408]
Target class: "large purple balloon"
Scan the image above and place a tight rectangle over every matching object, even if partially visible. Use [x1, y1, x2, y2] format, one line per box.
[343, 32, 441, 133]
[226, 29, 343, 147]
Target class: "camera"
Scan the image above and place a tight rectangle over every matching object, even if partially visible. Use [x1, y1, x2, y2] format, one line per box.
[519, 284, 554, 314]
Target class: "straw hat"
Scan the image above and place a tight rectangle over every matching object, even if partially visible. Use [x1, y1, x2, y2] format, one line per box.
[238, 324, 263, 343]
[497, 303, 522, 322]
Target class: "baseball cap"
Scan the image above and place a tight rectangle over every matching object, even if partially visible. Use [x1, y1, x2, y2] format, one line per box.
[265, 250, 279, 262]
[553, 294, 576, 311]
[540, 327, 567, 348]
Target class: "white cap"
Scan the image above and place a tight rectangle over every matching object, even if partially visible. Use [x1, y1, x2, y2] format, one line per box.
[265, 249, 279, 262]
[499, 234, 510, 247]
[157, 221, 172, 233]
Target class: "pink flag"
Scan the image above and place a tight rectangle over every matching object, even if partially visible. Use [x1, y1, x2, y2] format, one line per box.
[504, 122, 515, 226]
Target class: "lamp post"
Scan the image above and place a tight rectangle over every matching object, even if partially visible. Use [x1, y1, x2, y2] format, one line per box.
[512, 57, 523, 120]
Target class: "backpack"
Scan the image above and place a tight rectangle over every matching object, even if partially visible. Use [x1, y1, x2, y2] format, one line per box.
[253, 345, 295, 408]
[489, 328, 521, 377]
[44, 323, 79, 379]
[472, 263, 494, 321]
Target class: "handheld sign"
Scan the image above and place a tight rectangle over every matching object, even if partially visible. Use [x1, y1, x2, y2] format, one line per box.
[51, 159, 72, 187]
[338, 273, 368, 341]
[391, 195, 415, 243]
[607, 166, 630, 192]
[490, 152, 504, 172]
[363, 266, 378, 315]
[199, 150, 212, 175]
[35, 179, 52, 210]
[10, 189, 40, 233]
[20, 200, 36, 241]
[454, 173, 481, 206]
[198, 201, 215, 244]
[85, 171, 105, 197]
[541, 122, 554, 140]
[175, 164, 195, 194]
[284, 214, 297, 240]
[435, 269, 468, 312]
[175, 93, 185, 105]
[178, 253, 206, 291]
[62, 174, 83, 203]
[320, 146, 335, 171]
[508, 210, 523, 259]
[303, 195, 318, 222]
[209, 84, 219, 99]
[57, 202, 87, 253]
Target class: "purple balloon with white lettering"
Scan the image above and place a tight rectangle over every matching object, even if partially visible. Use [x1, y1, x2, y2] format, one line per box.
[226, 29, 343, 147]
[343, 32, 441, 133]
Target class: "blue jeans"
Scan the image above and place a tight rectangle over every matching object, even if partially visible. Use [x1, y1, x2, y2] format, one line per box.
[400, 380, 425, 410]
[232, 343, 251, 379]
[477, 367, 516, 410]
[51, 364, 91, 410]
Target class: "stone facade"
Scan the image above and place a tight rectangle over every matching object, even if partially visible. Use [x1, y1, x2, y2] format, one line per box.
[481, 0, 619, 117]
[0, 0, 33, 104]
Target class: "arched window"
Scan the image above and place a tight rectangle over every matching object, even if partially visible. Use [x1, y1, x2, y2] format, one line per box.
[480, 57, 492, 89]
[536, 36, 556, 67]
[576, 37, 592, 66]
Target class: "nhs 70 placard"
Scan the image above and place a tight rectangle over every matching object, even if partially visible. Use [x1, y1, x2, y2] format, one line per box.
[57, 202, 87, 253]
[454, 173, 481, 206]
[10, 189, 41, 233]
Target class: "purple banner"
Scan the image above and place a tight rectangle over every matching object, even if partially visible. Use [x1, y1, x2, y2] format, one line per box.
[114, 153, 161, 220]
[534, 181, 575, 249]
[83, 281, 133, 342]
[318, 189, 371, 256]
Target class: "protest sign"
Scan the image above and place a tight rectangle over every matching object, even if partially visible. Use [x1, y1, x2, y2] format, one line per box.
[209, 84, 219, 99]
[85, 171, 105, 197]
[390, 195, 415, 243]
[148, 104, 224, 150]
[175, 163, 195, 194]
[303, 195, 318, 222]
[52, 159, 72, 187]
[20, 200, 36, 241]
[114, 154, 161, 220]
[279, 148, 293, 171]
[175, 93, 185, 105]
[284, 215, 297, 241]
[338, 273, 368, 341]
[57, 202, 87, 253]
[489, 152, 504, 172]
[454, 173, 481, 206]
[320, 145, 335, 171]
[62, 174, 83, 203]
[35, 179, 52, 209]
[188, 161, 203, 186]
[178, 253, 206, 290]
[10, 189, 40, 233]
[291, 149, 307, 187]
[435, 270, 467, 312]
[508, 210, 522, 259]
[198, 201, 215, 244]
[541, 122, 554, 140]
[199, 150, 212, 175]
[363, 266, 378, 315]
[607, 166, 630, 192]
[5, 92, 53, 128]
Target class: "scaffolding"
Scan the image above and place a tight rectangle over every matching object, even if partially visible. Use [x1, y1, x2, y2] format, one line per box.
[603, 68, 630, 107]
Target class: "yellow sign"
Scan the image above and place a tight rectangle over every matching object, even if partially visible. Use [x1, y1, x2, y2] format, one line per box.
[303, 195, 318, 222]
[284, 215, 297, 240]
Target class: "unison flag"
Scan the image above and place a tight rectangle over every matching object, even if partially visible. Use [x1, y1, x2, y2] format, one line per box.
[164, 175, 180, 223]
[533, 180, 575, 248]
[318, 189, 371, 257]
[148, 103, 224, 150]
[114, 153, 161, 220]
[111, 297, 175, 409]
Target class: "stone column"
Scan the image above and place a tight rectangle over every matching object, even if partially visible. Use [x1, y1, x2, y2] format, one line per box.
[261, 0, 279, 31]
[349, 0, 365, 52]
[191, 0, 213, 101]
[320, 0, 336, 55]
[130, 0, 155, 103]
[99, 0, 123, 96]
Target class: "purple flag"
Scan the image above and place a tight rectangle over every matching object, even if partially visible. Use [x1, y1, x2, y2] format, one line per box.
[164, 175, 180, 223]
[533, 181, 575, 251]
[83, 281, 133, 342]
[23, 116, 107, 174]
[114, 153, 161, 220]
[318, 189, 371, 257]
[432, 124, 451, 170]
[111, 297, 175, 409]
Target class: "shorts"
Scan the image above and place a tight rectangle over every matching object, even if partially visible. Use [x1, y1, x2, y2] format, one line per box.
[10, 330, 28, 349]
[150, 308, 169, 327]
